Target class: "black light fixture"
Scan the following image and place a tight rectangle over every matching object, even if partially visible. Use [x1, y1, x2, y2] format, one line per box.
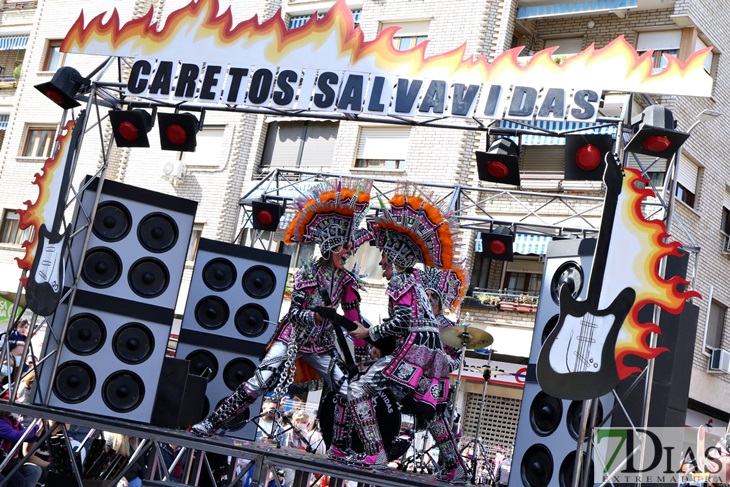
[476, 138, 521, 186]
[251, 199, 285, 231]
[480, 226, 514, 261]
[109, 109, 154, 148]
[563, 134, 614, 181]
[34, 66, 89, 109]
[158, 112, 200, 152]
[624, 105, 689, 160]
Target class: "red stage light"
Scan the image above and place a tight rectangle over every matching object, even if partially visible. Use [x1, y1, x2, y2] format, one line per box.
[641, 135, 672, 153]
[574, 144, 602, 170]
[256, 209, 274, 227]
[251, 200, 284, 231]
[488, 239, 507, 255]
[118, 121, 139, 142]
[165, 124, 188, 147]
[476, 138, 521, 186]
[486, 161, 510, 179]
[564, 134, 614, 181]
[45, 90, 66, 106]
[158, 112, 199, 152]
[109, 109, 153, 148]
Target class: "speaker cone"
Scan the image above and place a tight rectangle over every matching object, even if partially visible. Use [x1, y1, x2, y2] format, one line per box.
[521, 444, 553, 487]
[234, 304, 269, 338]
[567, 400, 604, 441]
[82, 248, 122, 288]
[223, 358, 256, 390]
[242, 266, 276, 299]
[138, 213, 178, 253]
[185, 350, 218, 382]
[559, 451, 593, 487]
[195, 296, 230, 329]
[128, 258, 169, 298]
[102, 371, 144, 413]
[203, 258, 237, 292]
[113, 323, 154, 364]
[54, 362, 95, 403]
[551, 261, 584, 304]
[93, 202, 132, 242]
[215, 396, 249, 431]
[530, 392, 563, 436]
[541, 315, 560, 345]
[65, 314, 106, 355]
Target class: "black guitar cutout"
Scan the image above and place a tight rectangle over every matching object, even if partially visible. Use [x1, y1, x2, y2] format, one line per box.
[537, 156, 636, 401]
[25, 111, 86, 316]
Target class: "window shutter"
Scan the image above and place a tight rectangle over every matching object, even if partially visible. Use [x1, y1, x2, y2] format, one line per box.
[544, 37, 583, 55]
[636, 31, 681, 51]
[626, 153, 667, 174]
[379, 20, 430, 37]
[356, 126, 410, 160]
[299, 122, 338, 167]
[261, 122, 304, 168]
[677, 155, 699, 193]
[521, 146, 564, 173]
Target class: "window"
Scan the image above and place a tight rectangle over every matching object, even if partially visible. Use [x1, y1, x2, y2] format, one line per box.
[626, 153, 667, 190]
[183, 126, 225, 167]
[186, 223, 204, 262]
[636, 31, 681, 71]
[260, 121, 337, 171]
[503, 258, 543, 295]
[676, 156, 699, 208]
[279, 242, 316, 269]
[544, 37, 583, 56]
[288, 10, 360, 29]
[707, 300, 726, 349]
[42, 39, 79, 71]
[380, 20, 429, 51]
[694, 36, 714, 74]
[22, 127, 55, 158]
[0, 210, 33, 245]
[355, 126, 410, 170]
[350, 242, 383, 282]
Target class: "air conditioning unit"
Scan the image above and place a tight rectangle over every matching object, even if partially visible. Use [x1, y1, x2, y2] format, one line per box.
[707, 348, 730, 374]
[162, 160, 186, 182]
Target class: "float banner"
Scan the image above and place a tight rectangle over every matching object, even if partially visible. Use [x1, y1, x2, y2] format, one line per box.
[61, 0, 714, 122]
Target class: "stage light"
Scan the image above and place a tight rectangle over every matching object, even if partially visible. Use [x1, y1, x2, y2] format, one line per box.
[34, 66, 89, 109]
[479, 226, 514, 261]
[625, 105, 689, 160]
[109, 109, 154, 148]
[157, 112, 200, 152]
[476, 138, 521, 186]
[564, 134, 614, 181]
[251, 200, 285, 231]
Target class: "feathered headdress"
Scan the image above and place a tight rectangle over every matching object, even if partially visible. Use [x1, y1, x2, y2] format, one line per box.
[419, 265, 470, 311]
[370, 182, 458, 270]
[284, 178, 372, 255]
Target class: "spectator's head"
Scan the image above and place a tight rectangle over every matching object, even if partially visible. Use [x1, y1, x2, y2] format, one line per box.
[13, 318, 30, 337]
[262, 399, 277, 419]
[292, 409, 310, 432]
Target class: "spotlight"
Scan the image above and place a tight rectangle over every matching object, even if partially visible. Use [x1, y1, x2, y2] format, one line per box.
[158, 112, 200, 152]
[564, 134, 614, 181]
[625, 105, 689, 160]
[480, 226, 514, 261]
[251, 200, 285, 231]
[476, 138, 521, 186]
[109, 109, 154, 148]
[34, 66, 89, 109]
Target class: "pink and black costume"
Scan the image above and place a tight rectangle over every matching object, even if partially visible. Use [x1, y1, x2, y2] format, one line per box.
[191, 178, 372, 438]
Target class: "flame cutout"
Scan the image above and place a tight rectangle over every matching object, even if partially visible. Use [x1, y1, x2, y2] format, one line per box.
[61, 0, 713, 97]
[612, 169, 701, 379]
[16, 119, 76, 272]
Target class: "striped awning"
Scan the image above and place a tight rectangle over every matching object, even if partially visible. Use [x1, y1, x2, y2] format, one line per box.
[517, 0, 638, 19]
[499, 119, 617, 145]
[289, 9, 361, 29]
[0, 115, 8, 130]
[475, 232, 553, 255]
[0, 35, 28, 51]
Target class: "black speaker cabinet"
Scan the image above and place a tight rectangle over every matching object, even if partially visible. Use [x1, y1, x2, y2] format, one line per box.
[67, 176, 197, 310]
[34, 290, 173, 423]
[174, 238, 291, 439]
[151, 357, 207, 429]
[511, 238, 611, 487]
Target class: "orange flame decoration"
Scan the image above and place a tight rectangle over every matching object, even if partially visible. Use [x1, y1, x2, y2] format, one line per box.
[613, 168, 701, 379]
[61, 0, 713, 97]
[15, 119, 76, 273]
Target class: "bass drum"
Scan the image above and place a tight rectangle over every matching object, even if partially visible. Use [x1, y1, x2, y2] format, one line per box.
[319, 388, 401, 453]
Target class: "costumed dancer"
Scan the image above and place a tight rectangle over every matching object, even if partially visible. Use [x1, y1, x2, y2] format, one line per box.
[191, 178, 372, 437]
[419, 265, 470, 373]
[344, 183, 468, 483]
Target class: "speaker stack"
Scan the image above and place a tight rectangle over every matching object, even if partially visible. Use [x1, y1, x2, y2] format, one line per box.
[35, 176, 196, 423]
[509, 238, 615, 487]
[174, 238, 290, 440]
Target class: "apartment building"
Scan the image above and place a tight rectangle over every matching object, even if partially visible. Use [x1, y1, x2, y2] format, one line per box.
[0, 0, 726, 465]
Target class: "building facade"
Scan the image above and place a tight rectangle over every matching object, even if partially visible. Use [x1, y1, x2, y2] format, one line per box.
[0, 0, 727, 461]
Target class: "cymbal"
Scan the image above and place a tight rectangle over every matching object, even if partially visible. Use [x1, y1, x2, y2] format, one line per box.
[440, 325, 494, 350]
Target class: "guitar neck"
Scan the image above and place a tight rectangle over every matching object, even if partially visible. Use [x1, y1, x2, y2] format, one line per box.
[586, 158, 623, 308]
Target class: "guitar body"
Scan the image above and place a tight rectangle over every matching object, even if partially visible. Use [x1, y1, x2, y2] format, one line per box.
[25, 223, 70, 316]
[537, 284, 636, 400]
